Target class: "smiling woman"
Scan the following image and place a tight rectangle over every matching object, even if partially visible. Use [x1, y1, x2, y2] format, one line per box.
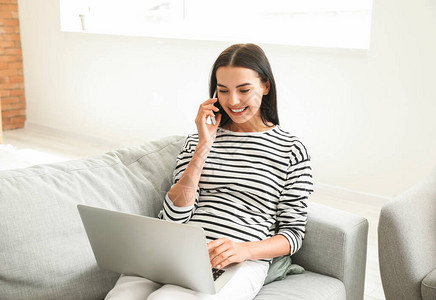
[104, 43, 314, 300]
[59, 0, 373, 49]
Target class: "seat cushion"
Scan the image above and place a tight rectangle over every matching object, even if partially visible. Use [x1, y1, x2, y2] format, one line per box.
[255, 271, 346, 300]
[422, 268, 436, 300]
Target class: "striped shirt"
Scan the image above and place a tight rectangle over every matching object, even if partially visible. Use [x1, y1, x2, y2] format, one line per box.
[160, 125, 313, 256]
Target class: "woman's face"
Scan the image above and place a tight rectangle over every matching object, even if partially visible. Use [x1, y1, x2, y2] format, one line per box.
[216, 66, 270, 128]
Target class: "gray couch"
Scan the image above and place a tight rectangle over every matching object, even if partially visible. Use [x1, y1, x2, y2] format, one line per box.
[378, 167, 436, 300]
[0, 136, 369, 300]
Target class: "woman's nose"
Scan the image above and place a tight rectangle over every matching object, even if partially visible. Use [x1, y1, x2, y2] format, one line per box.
[228, 91, 240, 106]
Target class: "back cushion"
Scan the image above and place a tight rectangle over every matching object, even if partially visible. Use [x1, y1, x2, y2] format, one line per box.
[0, 135, 185, 300]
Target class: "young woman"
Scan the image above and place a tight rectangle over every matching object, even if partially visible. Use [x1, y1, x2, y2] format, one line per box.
[105, 43, 313, 300]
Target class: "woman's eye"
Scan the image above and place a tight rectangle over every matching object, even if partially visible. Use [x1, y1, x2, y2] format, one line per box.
[240, 89, 250, 93]
[218, 90, 228, 94]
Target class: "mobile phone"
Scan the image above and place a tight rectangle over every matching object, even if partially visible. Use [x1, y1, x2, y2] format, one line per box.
[210, 91, 220, 126]
[213, 90, 222, 113]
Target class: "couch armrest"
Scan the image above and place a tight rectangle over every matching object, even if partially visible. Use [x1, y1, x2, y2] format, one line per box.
[378, 168, 436, 300]
[292, 201, 368, 300]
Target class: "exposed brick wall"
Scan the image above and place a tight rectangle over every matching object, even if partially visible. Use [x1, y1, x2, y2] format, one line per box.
[0, 0, 26, 131]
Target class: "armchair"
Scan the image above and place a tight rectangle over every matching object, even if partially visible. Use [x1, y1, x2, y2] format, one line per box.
[378, 167, 436, 300]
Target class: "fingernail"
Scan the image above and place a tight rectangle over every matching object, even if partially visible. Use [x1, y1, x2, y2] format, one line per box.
[217, 264, 221, 269]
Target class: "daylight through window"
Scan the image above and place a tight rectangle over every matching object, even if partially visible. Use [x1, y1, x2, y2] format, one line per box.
[60, 0, 373, 49]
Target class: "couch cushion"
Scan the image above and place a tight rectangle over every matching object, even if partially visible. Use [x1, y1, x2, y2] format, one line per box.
[0, 136, 185, 300]
[422, 268, 436, 300]
[255, 271, 346, 300]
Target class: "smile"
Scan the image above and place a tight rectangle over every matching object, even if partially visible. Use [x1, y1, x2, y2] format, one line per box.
[230, 107, 247, 113]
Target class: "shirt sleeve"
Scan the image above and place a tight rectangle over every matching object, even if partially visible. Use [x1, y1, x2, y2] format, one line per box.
[276, 141, 314, 256]
[158, 135, 199, 223]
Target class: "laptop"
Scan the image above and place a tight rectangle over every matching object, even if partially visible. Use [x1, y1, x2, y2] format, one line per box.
[77, 204, 242, 294]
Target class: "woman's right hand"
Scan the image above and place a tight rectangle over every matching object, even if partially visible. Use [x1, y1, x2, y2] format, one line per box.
[195, 98, 221, 146]
[167, 98, 221, 208]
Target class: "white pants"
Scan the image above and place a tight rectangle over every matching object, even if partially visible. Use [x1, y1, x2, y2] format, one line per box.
[105, 260, 269, 300]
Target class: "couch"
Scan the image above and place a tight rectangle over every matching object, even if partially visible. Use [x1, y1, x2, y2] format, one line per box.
[378, 167, 436, 300]
[0, 135, 369, 300]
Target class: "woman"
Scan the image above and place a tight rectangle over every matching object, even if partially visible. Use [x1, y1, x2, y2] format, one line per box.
[106, 43, 313, 300]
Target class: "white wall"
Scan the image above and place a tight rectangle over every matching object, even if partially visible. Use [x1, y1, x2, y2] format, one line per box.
[17, 0, 436, 197]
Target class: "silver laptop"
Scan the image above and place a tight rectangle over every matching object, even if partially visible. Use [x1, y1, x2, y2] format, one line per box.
[77, 204, 242, 294]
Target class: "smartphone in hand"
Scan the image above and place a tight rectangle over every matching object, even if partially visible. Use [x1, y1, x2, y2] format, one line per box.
[209, 91, 220, 126]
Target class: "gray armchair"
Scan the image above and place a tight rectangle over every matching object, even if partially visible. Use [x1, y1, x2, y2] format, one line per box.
[378, 167, 436, 300]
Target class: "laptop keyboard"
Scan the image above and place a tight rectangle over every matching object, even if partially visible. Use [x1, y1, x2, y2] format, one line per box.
[212, 268, 225, 281]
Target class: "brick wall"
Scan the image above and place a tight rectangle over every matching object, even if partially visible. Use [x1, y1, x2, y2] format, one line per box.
[0, 0, 26, 131]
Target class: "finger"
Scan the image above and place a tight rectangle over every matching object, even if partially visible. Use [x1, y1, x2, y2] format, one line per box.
[198, 104, 218, 119]
[216, 256, 235, 269]
[208, 237, 229, 253]
[201, 103, 219, 112]
[209, 241, 232, 263]
[207, 238, 225, 251]
[202, 98, 218, 105]
[196, 109, 216, 125]
[208, 239, 230, 261]
[211, 250, 234, 269]
[208, 242, 227, 260]
[200, 107, 217, 116]
[206, 112, 216, 124]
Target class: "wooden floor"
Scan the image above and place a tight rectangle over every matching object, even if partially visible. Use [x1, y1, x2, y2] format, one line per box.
[2, 126, 386, 300]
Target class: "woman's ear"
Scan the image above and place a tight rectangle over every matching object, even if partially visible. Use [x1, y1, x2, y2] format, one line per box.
[263, 80, 271, 95]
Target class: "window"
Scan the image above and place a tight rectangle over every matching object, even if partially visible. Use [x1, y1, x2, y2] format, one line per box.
[60, 0, 373, 49]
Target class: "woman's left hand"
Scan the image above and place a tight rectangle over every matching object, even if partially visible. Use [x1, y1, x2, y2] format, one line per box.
[207, 237, 251, 269]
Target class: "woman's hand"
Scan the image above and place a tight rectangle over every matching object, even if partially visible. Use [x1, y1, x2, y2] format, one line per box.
[207, 237, 251, 269]
[195, 98, 221, 147]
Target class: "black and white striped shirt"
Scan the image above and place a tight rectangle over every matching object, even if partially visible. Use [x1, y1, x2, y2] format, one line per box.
[160, 125, 313, 256]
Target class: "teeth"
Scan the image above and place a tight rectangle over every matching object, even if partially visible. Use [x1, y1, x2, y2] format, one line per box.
[231, 107, 246, 113]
